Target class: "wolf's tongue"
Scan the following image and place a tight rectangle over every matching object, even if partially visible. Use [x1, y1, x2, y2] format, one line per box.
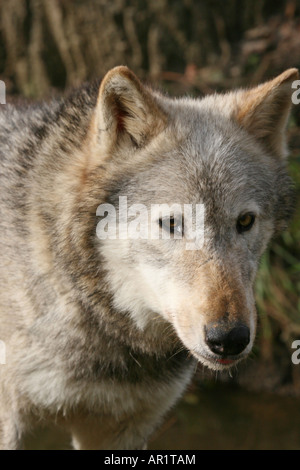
[217, 358, 234, 365]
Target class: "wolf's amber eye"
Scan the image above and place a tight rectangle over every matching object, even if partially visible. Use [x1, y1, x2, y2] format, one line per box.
[159, 216, 183, 236]
[236, 213, 255, 233]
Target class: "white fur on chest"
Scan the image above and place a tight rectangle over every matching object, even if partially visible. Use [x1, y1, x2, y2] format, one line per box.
[18, 356, 193, 419]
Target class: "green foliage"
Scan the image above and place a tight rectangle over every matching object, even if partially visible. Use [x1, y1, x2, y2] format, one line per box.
[255, 141, 300, 355]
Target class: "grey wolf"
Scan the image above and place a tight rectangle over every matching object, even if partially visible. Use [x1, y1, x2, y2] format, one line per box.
[0, 66, 297, 449]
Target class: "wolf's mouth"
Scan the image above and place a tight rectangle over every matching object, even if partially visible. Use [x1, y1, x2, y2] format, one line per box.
[206, 355, 240, 368]
[192, 349, 244, 370]
[215, 358, 235, 365]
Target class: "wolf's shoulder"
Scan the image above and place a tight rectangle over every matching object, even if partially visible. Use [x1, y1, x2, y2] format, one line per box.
[0, 80, 100, 165]
[0, 80, 100, 136]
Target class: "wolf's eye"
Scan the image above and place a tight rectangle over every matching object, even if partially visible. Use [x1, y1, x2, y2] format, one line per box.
[236, 213, 255, 233]
[159, 216, 183, 236]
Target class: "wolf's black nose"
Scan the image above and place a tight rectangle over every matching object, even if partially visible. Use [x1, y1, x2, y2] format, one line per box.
[205, 322, 250, 356]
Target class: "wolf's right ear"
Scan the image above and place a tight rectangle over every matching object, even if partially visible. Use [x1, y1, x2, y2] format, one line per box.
[92, 66, 167, 154]
[233, 68, 299, 159]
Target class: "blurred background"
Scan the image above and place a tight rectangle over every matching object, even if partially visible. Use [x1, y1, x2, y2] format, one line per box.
[2, 0, 299, 450]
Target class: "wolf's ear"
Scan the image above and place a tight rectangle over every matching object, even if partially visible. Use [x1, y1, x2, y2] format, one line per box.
[94, 66, 167, 153]
[233, 68, 298, 159]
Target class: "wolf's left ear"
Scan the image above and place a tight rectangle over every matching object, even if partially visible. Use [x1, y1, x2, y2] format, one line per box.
[93, 66, 167, 153]
[233, 68, 299, 159]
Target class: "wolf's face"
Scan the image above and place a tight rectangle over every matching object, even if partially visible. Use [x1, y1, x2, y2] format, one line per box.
[92, 67, 296, 371]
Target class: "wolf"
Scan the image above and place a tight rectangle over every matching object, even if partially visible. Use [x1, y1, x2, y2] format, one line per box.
[0, 65, 297, 449]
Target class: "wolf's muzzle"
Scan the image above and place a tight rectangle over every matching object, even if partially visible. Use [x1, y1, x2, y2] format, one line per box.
[204, 321, 250, 357]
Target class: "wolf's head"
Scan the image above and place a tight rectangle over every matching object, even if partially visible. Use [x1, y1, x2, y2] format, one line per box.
[90, 66, 297, 371]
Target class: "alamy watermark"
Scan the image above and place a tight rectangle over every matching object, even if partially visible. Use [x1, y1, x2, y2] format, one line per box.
[0, 340, 6, 365]
[291, 340, 300, 365]
[292, 80, 300, 105]
[96, 196, 205, 250]
[0, 80, 5, 104]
